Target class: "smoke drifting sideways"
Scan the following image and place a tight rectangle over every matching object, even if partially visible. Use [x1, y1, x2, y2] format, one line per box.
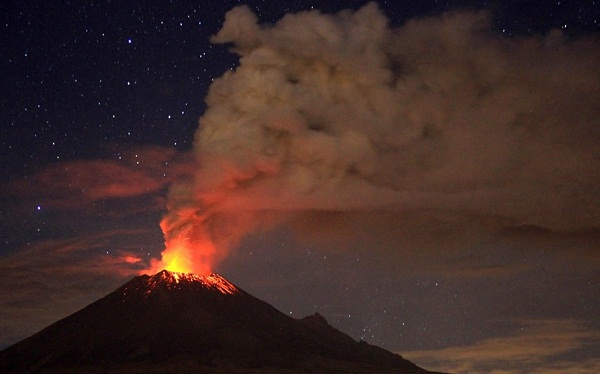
[148, 3, 600, 275]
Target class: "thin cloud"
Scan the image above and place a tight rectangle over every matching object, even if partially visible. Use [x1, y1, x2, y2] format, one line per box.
[0, 228, 156, 348]
[3, 145, 193, 212]
[0, 228, 152, 275]
[403, 319, 600, 374]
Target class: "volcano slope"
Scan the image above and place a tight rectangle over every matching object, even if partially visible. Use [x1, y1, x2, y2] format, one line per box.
[0, 270, 445, 373]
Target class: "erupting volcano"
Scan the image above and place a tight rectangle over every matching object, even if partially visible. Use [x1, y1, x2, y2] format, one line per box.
[0, 270, 442, 373]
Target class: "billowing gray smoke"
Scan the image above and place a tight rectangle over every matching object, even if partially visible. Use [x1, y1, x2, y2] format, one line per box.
[158, 3, 600, 272]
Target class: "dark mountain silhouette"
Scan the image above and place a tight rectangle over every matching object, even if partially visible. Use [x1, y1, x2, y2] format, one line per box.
[0, 270, 445, 373]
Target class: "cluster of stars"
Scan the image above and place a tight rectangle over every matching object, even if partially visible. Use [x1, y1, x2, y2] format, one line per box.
[1, 2, 244, 180]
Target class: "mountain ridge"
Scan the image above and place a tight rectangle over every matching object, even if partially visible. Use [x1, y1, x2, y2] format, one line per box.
[0, 270, 446, 373]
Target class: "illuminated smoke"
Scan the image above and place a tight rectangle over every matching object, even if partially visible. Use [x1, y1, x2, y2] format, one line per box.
[151, 3, 600, 274]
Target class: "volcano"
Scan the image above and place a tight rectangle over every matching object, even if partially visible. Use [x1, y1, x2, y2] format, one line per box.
[0, 270, 442, 373]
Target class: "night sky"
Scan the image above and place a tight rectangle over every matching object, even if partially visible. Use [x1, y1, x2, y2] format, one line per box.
[1, 1, 599, 373]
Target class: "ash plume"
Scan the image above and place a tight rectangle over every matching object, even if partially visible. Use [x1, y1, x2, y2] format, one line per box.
[156, 3, 600, 273]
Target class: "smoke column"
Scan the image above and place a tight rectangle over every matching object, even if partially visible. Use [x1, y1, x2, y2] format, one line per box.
[149, 3, 600, 274]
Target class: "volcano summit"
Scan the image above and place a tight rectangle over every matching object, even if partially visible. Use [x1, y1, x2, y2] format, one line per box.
[0, 270, 442, 373]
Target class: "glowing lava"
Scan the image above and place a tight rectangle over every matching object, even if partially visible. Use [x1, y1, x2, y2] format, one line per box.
[145, 270, 239, 295]
[159, 241, 193, 274]
[122, 270, 239, 299]
[143, 230, 216, 276]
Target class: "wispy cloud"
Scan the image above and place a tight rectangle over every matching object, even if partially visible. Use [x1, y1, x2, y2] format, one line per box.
[0, 144, 197, 350]
[3, 145, 193, 213]
[0, 228, 158, 348]
[403, 319, 600, 374]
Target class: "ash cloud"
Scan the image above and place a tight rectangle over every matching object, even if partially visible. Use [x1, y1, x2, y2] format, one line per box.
[162, 3, 600, 271]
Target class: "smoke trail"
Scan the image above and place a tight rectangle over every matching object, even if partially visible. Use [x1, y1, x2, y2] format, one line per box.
[152, 3, 600, 274]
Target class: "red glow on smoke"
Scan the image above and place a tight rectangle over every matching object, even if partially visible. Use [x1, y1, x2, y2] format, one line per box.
[143, 223, 216, 276]
[122, 255, 142, 264]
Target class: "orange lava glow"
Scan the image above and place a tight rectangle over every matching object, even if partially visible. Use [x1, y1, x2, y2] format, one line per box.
[143, 230, 216, 276]
[160, 244, 194, 274]
[144, 270, 239, 295]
